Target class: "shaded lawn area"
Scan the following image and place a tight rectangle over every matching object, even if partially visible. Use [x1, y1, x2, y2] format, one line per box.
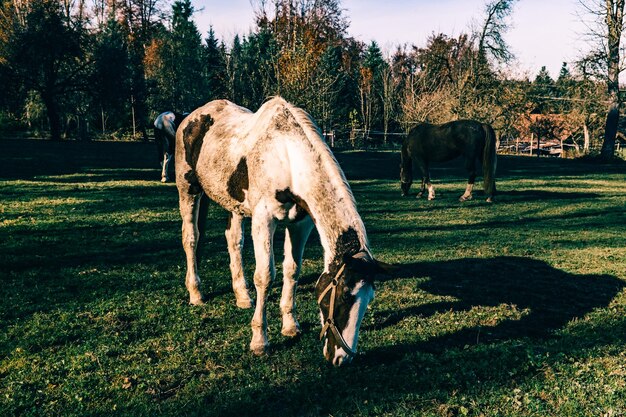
[1, 139, 626, 416]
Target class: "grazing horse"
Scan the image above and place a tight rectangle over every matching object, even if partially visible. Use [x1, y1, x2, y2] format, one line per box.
[154, 111, 187, 182]
[400, 120, 497, 202]
[176, 97, 386, 366]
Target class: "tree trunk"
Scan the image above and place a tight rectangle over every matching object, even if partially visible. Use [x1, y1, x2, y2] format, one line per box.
[536, 130, 541, 158]
[600, 0, 625, 161]
[583, 123, 590, 153]
[601, 99, 619, 160]
[41, 92, 62, 141]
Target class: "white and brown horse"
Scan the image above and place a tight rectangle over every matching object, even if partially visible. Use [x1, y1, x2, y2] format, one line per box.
[175, 97, 386, 366]
[154, 111, 187, 182]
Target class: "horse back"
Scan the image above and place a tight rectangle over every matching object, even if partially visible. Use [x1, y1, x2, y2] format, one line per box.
[176, 100, 260, 214]
[406, 120, 486, 162]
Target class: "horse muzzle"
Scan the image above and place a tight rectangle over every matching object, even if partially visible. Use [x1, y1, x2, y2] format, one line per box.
[322, 335, 355, 367]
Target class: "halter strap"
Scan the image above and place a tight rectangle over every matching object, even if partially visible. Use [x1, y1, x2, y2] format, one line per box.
[317, 264, 356, 358]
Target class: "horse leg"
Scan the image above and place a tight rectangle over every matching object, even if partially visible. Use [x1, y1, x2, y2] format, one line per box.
[280, 216, 315, 337]
[400, 145, 413, 196]
[421, 162, 435, 200]
[460, 158, 477, 202]
[427, 183, 435, 200]
[460, 183, 474, 201]
[179, 190, 204, 305]
[161, 152, 172, 182]
[249, 208, 277, 355]
[225, 212, 253, 309]
[416, 160, 427, 198]
[417, 177, 426, 198]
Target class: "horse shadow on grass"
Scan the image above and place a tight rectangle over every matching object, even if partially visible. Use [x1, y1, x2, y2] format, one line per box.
[365, 256, 624, 359]
[209, 256, 624, 417]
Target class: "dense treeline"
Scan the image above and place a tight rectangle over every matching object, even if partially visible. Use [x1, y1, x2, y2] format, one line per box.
[0, 0, 613, 153]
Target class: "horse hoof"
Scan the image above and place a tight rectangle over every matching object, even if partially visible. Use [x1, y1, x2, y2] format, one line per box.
[161, 177, 168, 183]
[486, 197, 494, 203]
[236, 298, 253, 309]
[189, 297, 205, 306]
[281, 325, 301, 338]
[250, 344, 269, 356]
[459, 195, 472, 202]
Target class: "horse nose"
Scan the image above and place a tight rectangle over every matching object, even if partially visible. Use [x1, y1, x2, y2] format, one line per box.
[332, 352, 352, 367]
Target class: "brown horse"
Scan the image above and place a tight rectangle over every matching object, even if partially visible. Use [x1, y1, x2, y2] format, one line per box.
[400, 120, 497, 202]
[175, 97, 388, 366]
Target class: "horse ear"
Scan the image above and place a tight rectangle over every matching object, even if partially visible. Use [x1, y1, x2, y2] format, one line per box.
[344, 252, 397, 281]
[372, 259, 398, 280]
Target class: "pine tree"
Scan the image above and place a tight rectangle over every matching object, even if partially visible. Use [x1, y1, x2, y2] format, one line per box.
[205, 27, 227, 100]
[144, 0, 206, 113]
[360, 41, 388, 137]
[228, 34, 244, 103]
[92, 16, 131, 133]
[531, 66, 556, 114]
[555, 62, 573, 113]
[238, 29, 278, 109]
[169, 0, 206, 110]
[0, 0, 89, 140]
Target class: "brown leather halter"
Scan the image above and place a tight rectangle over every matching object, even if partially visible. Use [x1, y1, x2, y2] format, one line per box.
[317, 263, 357, 358]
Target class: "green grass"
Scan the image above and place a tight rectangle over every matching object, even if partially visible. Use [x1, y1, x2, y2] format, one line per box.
[1, 140, 626, 416]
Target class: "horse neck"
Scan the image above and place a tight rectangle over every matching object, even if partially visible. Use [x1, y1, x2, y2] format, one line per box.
[295, 146, 370, 270]
[257, 98, 370, 269]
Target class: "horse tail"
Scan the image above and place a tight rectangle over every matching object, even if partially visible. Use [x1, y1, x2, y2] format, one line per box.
[482, 124, 497, 199]
[400, 138, 413, 196]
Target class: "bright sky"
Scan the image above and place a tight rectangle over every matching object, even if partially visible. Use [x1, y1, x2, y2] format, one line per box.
[193, 0, 590, 79]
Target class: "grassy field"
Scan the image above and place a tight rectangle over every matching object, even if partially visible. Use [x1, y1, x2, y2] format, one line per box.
[1, 139, 625, 417]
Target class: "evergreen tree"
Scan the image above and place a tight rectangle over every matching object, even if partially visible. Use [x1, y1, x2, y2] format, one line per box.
[145, 0, 206, 113]
[555, 62, 574, 112]
[228, 34, 244, 103]
[0, 0, 89, 140]
[531, 66, 556, 113]
[169, 0, 206, 110]
[360, 41, 388, 134]
[312, 45, 347, 131]
[205, 27, 227, 100]
[92, 16, 130, 133]
[238, 29, 278, 110]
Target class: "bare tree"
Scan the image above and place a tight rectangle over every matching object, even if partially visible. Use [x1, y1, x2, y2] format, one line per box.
[475, 0, 518, 64]
[380, 63, 395, 144]
[579, 0, 625, 160]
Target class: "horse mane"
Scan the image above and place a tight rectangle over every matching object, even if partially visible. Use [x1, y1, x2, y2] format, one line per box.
[257, 96, 371, 256]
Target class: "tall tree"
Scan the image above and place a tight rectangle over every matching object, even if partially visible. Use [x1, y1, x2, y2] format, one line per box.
[119, 0, 166, 139]
[530, 66, 556, 114]
[237, 29, 278, 109]
[602, 0, 625, 160]
[92, 15, 131, 133]
[251, 0, 349, 109]
[359, 41, 387, 139]
[205, 27, 227, 100]
[145, 0, 205, 112]
[476, 0, 518, 65]
[0, 0, 90, 140]
[226, 34, 243, 103]
[555, 62, 574, 113]
[579, 0, 625, 160]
